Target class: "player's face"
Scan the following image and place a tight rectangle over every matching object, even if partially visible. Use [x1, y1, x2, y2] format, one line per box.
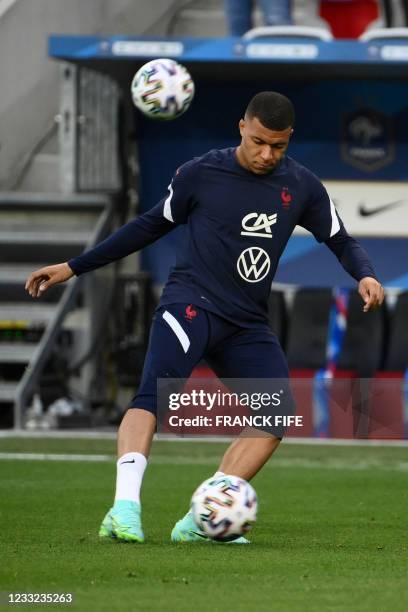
[236, 116, 293, 175]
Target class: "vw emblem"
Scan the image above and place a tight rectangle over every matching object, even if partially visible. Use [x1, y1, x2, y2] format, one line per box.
[237, 247, 270, 283]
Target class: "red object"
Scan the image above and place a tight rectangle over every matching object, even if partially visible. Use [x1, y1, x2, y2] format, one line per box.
[287, 371, 315, 437]
[281, 186, 292, 208]
[183, 366, 406, 440]
[185, 304, 197, 322]
[319, 0, 379, 38]
[368, 373, 405, 440]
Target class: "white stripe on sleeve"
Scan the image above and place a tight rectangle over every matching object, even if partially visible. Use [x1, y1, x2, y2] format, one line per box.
[162, 310, 190, 353]
[163, 182, 175, 222]
[329, 197, 340, 237]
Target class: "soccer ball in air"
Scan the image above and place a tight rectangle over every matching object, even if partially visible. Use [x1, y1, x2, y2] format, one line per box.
[131, 58, 194, 120]
[191, 475, 258, 541]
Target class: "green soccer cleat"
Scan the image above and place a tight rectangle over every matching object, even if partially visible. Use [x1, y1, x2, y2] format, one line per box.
[171, 511, 250, 544]
[99, 500, 144, 543]
[99, 510, 114, 539]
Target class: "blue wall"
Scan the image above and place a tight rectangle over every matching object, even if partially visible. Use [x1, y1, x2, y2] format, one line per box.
[137, 78, 408, 287]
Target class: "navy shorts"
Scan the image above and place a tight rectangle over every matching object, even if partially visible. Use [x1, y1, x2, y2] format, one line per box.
[130, 303, 292, 431]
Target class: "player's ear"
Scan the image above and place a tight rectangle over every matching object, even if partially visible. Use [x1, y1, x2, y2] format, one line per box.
[239, 119, 245, 135]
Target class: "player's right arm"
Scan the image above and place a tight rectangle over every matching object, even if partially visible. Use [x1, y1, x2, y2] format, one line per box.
[25, 160, 198, 298]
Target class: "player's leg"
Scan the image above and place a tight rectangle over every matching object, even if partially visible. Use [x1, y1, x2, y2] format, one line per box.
[99, 410, 156, 542]
[218, 432, 281, 481]
[100, 303, 208, 542]
[117, 408, 156, 458]
[171, 329, 292, 543]
[212, 330, 291, 479]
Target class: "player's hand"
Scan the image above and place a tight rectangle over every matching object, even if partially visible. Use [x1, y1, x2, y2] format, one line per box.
[25, 262, 74, 298]
[358, 277, 384, 312]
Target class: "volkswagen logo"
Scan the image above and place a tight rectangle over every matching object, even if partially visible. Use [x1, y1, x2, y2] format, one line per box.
[237, 247, 270, 283]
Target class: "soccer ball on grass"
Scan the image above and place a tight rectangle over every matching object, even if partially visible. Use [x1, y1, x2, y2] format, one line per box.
[191, 475, 258, 542]
[131, 58, 194, 120]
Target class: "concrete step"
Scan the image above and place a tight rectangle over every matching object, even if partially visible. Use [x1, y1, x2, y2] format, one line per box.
[0, 242, 85, 264]
[0, 229, 90, 245]
[0, 191, 110, 210]
[0, 264, 64, 303]
[0, 263, 42, 283]
[0, 381, 18, 402]
[0, 209, 100, 232]
[0, 264, 44, 283]
[0, 302, 88, 330]
[0, 342, 38, 363]
[0, 303, 57, 324]
[1, 216, 99, 232]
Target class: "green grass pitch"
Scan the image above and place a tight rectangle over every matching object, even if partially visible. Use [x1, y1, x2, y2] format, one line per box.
[0, 437, 407, 611]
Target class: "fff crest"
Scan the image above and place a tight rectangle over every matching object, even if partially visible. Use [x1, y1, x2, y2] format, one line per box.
[341, 108, 394, 172]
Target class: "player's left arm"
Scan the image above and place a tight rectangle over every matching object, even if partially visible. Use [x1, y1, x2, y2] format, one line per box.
[298, 174, 384, 312]
[325, 228, 384, 312]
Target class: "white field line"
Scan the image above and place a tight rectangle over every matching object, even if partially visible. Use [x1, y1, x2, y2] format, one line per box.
[0, 452, 112, 462]
[1, 452, 407, 472]
[0, 430, 118, 440]
[0, 430, 407, 447]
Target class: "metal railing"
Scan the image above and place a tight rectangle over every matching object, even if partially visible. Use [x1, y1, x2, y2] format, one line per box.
[13, 198, 115, 429]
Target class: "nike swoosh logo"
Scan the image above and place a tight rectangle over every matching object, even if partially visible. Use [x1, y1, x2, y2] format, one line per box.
[358, 200, 404, 217]
[191, 531, 208, 539]
[120, 459, 135, 464]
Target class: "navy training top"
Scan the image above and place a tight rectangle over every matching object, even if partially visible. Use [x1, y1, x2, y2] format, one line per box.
[68, 148, 376, 328]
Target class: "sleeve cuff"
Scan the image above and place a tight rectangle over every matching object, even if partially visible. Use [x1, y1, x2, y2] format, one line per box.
[67, 258, 82, 276]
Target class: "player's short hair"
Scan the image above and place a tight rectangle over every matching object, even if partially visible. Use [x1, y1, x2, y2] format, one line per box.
[245, 92, 295, 130]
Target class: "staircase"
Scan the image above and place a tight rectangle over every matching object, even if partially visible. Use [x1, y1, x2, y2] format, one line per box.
[0, 192, 115, 428]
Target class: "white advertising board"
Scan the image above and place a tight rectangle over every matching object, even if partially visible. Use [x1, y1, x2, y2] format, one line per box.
[295, 181, 408, 237]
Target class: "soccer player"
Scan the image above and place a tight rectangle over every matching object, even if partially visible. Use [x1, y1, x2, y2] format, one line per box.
[25, 92, 384, 543]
